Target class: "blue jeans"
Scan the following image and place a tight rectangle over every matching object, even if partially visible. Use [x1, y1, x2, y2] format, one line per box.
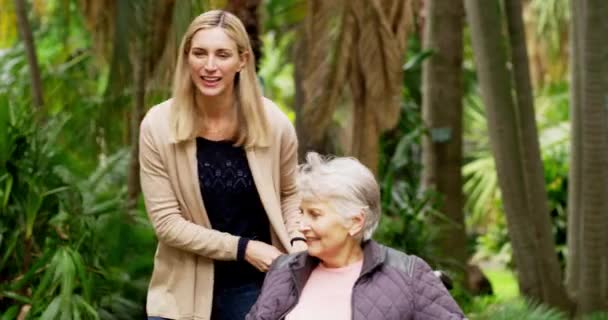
[147, 282, 262, 320]
[211, 282, 262, 320]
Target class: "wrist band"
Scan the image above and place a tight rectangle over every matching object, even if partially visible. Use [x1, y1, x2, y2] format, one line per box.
[237, 237, 250, 261]
[290, 237, 306, 246]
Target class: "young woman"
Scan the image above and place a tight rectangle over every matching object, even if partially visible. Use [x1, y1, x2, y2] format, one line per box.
[140, 10, 306, 320]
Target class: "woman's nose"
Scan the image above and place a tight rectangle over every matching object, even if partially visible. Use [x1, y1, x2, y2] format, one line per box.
[298, 219, 311, 232]
[204, 56, 217, 71]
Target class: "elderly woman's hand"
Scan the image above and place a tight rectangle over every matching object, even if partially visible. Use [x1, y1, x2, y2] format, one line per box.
[245, 240, 283, 272]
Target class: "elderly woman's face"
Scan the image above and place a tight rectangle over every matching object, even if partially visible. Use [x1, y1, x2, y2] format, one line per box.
[299, 198, 357, 260]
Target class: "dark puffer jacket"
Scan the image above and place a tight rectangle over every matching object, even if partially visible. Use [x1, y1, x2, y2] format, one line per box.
[246, 240, 466, 320]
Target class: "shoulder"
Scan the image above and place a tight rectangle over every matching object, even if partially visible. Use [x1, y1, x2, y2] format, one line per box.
[261, 97, 294, 132]
[141, 99, 173, 130]
[382, 245, 429, 278]
[270, 251, 306, 272]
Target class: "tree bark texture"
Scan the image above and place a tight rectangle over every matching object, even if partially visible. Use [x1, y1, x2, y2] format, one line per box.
[464, 0, 570, 310]
[420, 0, 468, 275]
[14, 0, 44, 112]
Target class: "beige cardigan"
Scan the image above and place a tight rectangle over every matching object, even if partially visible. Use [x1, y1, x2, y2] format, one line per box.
[139, 98, 303, 319]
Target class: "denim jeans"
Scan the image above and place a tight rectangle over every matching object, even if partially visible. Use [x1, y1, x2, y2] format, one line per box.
[147, 282, 262, 320]
[211, 282, 262, 320]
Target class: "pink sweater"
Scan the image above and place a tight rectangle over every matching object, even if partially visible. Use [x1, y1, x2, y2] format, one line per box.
[286, 260, 363, 320]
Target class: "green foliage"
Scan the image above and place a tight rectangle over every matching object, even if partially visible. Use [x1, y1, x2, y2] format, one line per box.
[469, 298, 567, 320]
[0, 100, 154, 319]
[259, 31, 296, 121]
[374, 37, 440, 262]
[463, 79, 571, 265]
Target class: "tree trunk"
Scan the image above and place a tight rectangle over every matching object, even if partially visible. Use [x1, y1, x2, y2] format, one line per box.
[566, 0, 584, 303]
[578, 0, 608, 314]
[464, 0, 571, 310]
[226, 0, 262, 71]
[295, 0, 414, 172]
[504, 0, 573, 310]
[125, 1, 176, 212]
[420, 0, 467, 275]
[13, 0, 44, 112]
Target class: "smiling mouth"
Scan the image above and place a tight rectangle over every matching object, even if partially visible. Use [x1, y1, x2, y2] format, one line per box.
[200, 76, 221, 85]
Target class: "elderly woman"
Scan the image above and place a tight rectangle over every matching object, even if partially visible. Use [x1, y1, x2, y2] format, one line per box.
[246, 153, 465, 320]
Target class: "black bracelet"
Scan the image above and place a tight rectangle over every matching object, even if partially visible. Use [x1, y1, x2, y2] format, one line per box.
[237, 237, 250, 261]
[290, 237, 306, 246]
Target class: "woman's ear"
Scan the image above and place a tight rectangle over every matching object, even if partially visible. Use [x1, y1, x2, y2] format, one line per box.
[239, 51, 249, 71]
[348, 212, 365, 237]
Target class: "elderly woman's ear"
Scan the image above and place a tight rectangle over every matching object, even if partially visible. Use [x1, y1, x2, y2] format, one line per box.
[348, 212, 366, 237]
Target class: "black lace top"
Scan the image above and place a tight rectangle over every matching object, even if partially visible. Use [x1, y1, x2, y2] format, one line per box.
[196, 137, 271, 288]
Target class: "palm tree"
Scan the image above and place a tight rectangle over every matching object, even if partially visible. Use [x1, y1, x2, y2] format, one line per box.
[420, 0, 468, 279]
[295, 0, 416, 174]
[576, 0, 608, 313]
[464, 0, 571, 310]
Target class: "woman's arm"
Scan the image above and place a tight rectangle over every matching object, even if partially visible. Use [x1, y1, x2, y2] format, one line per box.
[278, 117, 306, 250]
[139, 116, 240, 260]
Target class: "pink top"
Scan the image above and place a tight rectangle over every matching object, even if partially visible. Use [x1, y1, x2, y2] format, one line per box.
[286, 259, 363, 320]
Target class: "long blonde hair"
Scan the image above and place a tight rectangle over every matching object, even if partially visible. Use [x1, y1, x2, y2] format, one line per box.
[170, 10, 269, 147]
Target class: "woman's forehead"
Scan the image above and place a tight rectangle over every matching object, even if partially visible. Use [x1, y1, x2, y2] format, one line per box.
[191, 27, 237, 50]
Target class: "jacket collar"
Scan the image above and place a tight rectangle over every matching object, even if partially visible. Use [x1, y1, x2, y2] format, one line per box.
[288, 240, 386, 293]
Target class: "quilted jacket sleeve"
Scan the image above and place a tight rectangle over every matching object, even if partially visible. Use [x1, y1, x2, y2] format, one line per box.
[246, 255, 294, 320]
[411, 257, 466, 320]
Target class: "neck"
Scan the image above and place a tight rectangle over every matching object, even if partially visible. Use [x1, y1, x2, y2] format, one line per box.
[320, 238, 364, 268]
[195, 90, 235, 119]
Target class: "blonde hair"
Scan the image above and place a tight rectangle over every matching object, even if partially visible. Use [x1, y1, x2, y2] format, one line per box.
[297, 152, 381, 241]
[170, 10, 269, 147]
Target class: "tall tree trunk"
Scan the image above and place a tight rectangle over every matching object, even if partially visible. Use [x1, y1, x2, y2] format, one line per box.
[578, 0, 608, 313]
[504, 0, 572, 310]
[464, 0, 571, 310]
[126, 1, 175, 212]
[421, 0, 467, 275]
[13, 0, 44, 112]
[226, 0, 262, 71]
[566, 0, 584, 303]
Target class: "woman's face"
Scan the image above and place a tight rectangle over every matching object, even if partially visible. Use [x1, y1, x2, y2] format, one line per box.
[299, 198, 361, 261]
[187, 27, 246, 99]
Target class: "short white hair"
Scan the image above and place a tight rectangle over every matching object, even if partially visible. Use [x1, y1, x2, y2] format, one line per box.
[297, 152, 381, 241]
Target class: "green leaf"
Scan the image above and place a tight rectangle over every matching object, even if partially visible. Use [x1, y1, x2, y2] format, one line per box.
[0, 305, 20, 320]
[9, 248, 53, 291]
[74, 295, 99, 320]
[0, 95, 10, 167]
[1, 173, 12, 209]
[40, 296, 61, 320]
[1, 290, 32, 303]
[0, 229, 19, 271]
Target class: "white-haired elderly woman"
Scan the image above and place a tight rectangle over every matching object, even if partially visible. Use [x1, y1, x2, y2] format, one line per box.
[246, 152, 465, 320]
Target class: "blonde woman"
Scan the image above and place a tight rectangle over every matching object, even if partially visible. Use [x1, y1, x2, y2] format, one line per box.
[140, 10, 306, 320]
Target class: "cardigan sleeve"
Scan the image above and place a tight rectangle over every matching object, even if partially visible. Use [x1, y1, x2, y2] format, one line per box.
[139, 113, 239, 261]
[278, 116, 304, 243]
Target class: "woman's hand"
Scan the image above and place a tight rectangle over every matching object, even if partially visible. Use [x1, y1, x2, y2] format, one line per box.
[291, 240, 308, 253]
[244, 240, 283, 272]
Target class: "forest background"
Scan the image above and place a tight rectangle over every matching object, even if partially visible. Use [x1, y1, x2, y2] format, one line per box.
[1, 0, 608, 319]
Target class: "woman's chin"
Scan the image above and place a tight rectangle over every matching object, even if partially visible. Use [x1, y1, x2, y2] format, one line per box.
[306, 244, 322, 257]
